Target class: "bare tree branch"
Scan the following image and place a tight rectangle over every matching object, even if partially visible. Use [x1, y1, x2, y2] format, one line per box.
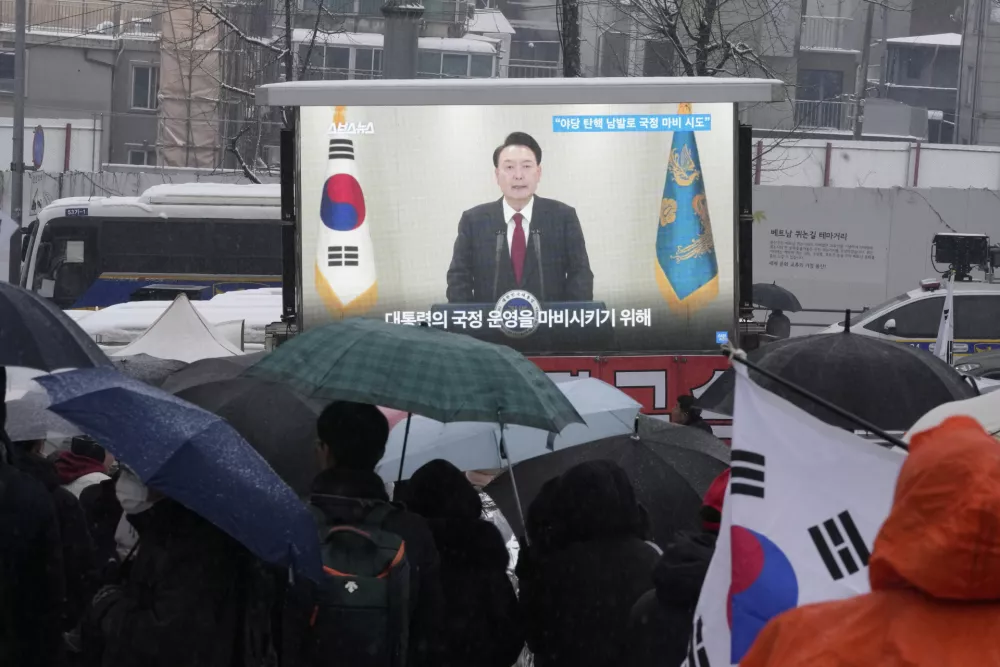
[199, 3, 287, 55]
[299, 0, 327, 79]
[229, 124, 263, 184]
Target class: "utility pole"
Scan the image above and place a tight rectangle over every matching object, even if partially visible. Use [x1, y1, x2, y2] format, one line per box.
[561, 0, 581, 77]
[8, 0, 26, 282]
[853, 0, 876, 140]
[878, 3, 888, 96]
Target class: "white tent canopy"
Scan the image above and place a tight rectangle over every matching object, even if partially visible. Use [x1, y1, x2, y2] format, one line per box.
[111, 294, 244, 363]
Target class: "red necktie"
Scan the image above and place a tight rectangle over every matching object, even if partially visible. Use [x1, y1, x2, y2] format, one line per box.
[511, 212, 526, 285]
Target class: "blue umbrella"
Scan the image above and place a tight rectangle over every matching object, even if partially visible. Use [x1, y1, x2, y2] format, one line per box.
[36, 367, 322, 582]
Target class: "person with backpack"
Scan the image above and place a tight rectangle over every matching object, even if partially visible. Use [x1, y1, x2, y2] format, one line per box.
[294, 401, 444, 667]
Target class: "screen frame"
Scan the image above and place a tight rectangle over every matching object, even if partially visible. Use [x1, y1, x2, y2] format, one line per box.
[287, 79, 764, 355]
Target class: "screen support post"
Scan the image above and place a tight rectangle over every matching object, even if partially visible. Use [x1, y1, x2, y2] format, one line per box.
[280, 123, 297, 325]
[737, 124, 759, 350]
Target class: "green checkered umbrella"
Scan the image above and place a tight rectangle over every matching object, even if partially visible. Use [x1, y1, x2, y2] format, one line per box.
[246, 319, 584, 433]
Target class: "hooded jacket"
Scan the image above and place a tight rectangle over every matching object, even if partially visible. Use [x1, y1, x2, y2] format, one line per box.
[403, 460, 523, 667]
[55, 451, 110, 498]
[517, 461, 659, 667]
[742, 416, 1000, 667]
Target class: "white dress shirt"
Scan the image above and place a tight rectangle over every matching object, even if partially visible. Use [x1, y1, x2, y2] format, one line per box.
[502, 196, 534, 257]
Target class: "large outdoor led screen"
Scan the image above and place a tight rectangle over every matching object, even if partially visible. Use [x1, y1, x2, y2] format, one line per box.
[297, 102, 736, 353]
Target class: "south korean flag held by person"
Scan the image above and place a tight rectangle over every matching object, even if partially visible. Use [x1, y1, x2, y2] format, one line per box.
[681, 363, 905, 667]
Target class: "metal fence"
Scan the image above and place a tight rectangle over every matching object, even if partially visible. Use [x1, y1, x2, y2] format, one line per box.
[800, 15, 853, 51]
[505, 59, 560, 78]
[794, 99, 853, 131]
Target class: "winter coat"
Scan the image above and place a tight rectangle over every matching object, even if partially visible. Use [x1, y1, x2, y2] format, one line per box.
[78, 477, 125, 572]
[626, 531, 717, 667]
[742, 416, 1000, 667]
[91, 498, 272, 667]
[285, 467, 444, 667]
[402, 460, 523, 667]
[517, 460, 660, 667]
[14, 450, 97, 630]
[0, 457, 67, 667]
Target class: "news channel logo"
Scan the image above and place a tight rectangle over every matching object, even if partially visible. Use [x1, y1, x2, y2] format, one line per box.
[495, 290, 541, 339]
[716, 331, 730, 345]
[328, 121, 375, 135]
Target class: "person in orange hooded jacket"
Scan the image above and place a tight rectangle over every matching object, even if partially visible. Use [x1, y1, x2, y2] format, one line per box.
[741, 415, 1000, 667]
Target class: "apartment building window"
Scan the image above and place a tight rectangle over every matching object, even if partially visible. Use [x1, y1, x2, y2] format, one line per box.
[354, 48, 382, 79]
[127, 148, 156, 166]
[0, 51, 17, 93]
[131, 65, 159, 110]
[418, 51, 495, 78]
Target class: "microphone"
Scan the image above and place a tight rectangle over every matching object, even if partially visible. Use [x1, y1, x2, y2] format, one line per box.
[492, 229, 505, 302]
[532, 228, 545, 303]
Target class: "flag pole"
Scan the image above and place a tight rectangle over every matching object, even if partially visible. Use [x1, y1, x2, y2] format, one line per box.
[724, 347, 909, 451]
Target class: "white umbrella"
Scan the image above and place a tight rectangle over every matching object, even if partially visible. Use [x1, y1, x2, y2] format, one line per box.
[905, 389, 1000, 443]
[375, 378, 641, 482]
[4, 366, 82, 442]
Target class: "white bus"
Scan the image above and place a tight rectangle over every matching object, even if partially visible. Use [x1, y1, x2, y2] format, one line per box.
[19, 183, 283, 310]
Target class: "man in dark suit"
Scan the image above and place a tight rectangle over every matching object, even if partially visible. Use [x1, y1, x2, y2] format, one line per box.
[446, 132, 594, 304]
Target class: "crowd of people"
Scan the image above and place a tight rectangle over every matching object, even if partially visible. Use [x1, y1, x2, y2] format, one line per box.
[0, 394, 729, 667]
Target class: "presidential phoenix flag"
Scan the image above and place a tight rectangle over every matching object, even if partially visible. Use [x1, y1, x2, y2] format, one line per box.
[314, 105, 378, 318]
[656, 103, 719, 313]
[682, 365, 905, 667]
[934, 272, 955, 363]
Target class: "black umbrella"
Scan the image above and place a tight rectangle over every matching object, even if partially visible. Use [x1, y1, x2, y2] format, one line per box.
[160, 352, 267, 394]
[0, 282, 110, 371]
[174, 377, 323, 497]
[697, 333, 976, 431]
[111, 354, 188, 387]
[752, 283, 802, 312]
[485, 431, 729, 548]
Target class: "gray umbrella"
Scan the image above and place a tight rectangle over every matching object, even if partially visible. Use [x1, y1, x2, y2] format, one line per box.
[174, 377, 323, 497]
[697, 333, 976, 431]
[4, 379, 82, 442]
[112, 354, 189, 387]
[752, 283, 802, 312]
[160, 352, 267, 394]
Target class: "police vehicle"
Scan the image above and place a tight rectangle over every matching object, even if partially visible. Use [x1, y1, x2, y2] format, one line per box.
[818, 233, 1000, 357]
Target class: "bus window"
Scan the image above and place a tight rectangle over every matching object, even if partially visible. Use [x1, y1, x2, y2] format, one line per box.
[33, 217, 283, 309]
[33, 220, 100, 309]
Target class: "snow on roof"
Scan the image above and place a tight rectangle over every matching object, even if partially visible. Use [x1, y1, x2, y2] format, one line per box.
[291, 29, 497, 53]
[887, 33, 961, 47]
[110, 294, 244, 362]
[467, 9, 516, 35]
[140, 182, 281, 205]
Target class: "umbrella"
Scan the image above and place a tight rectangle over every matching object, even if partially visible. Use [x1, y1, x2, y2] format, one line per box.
[485, 431, 730, 548]
[175, 377, 325, 497]
[5, 381, 82, 442]
[247, 318, 583, 432]
[752, 283, 802, 312]
[112, 354, 188, 387]
[636, 416, 731, 464]
[160, 352, 268, 394]
[376, 378, 642, 481]
[905, 390, 1000, 442]
[0, 281, 111, 371]
[36, 367, 322, 581]
[697, 333, 976, 431]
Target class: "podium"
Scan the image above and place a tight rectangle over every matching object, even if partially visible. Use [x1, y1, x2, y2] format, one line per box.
[430, 301, 615, 353]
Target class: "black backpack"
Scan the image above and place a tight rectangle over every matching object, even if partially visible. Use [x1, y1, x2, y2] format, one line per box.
[308, 497, 411, 667]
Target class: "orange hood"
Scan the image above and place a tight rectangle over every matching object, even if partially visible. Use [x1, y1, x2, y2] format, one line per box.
[869, 415, 1000, 600]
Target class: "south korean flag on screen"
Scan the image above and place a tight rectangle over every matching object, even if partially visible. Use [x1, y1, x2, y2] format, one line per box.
[682, 364, 905, 667]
